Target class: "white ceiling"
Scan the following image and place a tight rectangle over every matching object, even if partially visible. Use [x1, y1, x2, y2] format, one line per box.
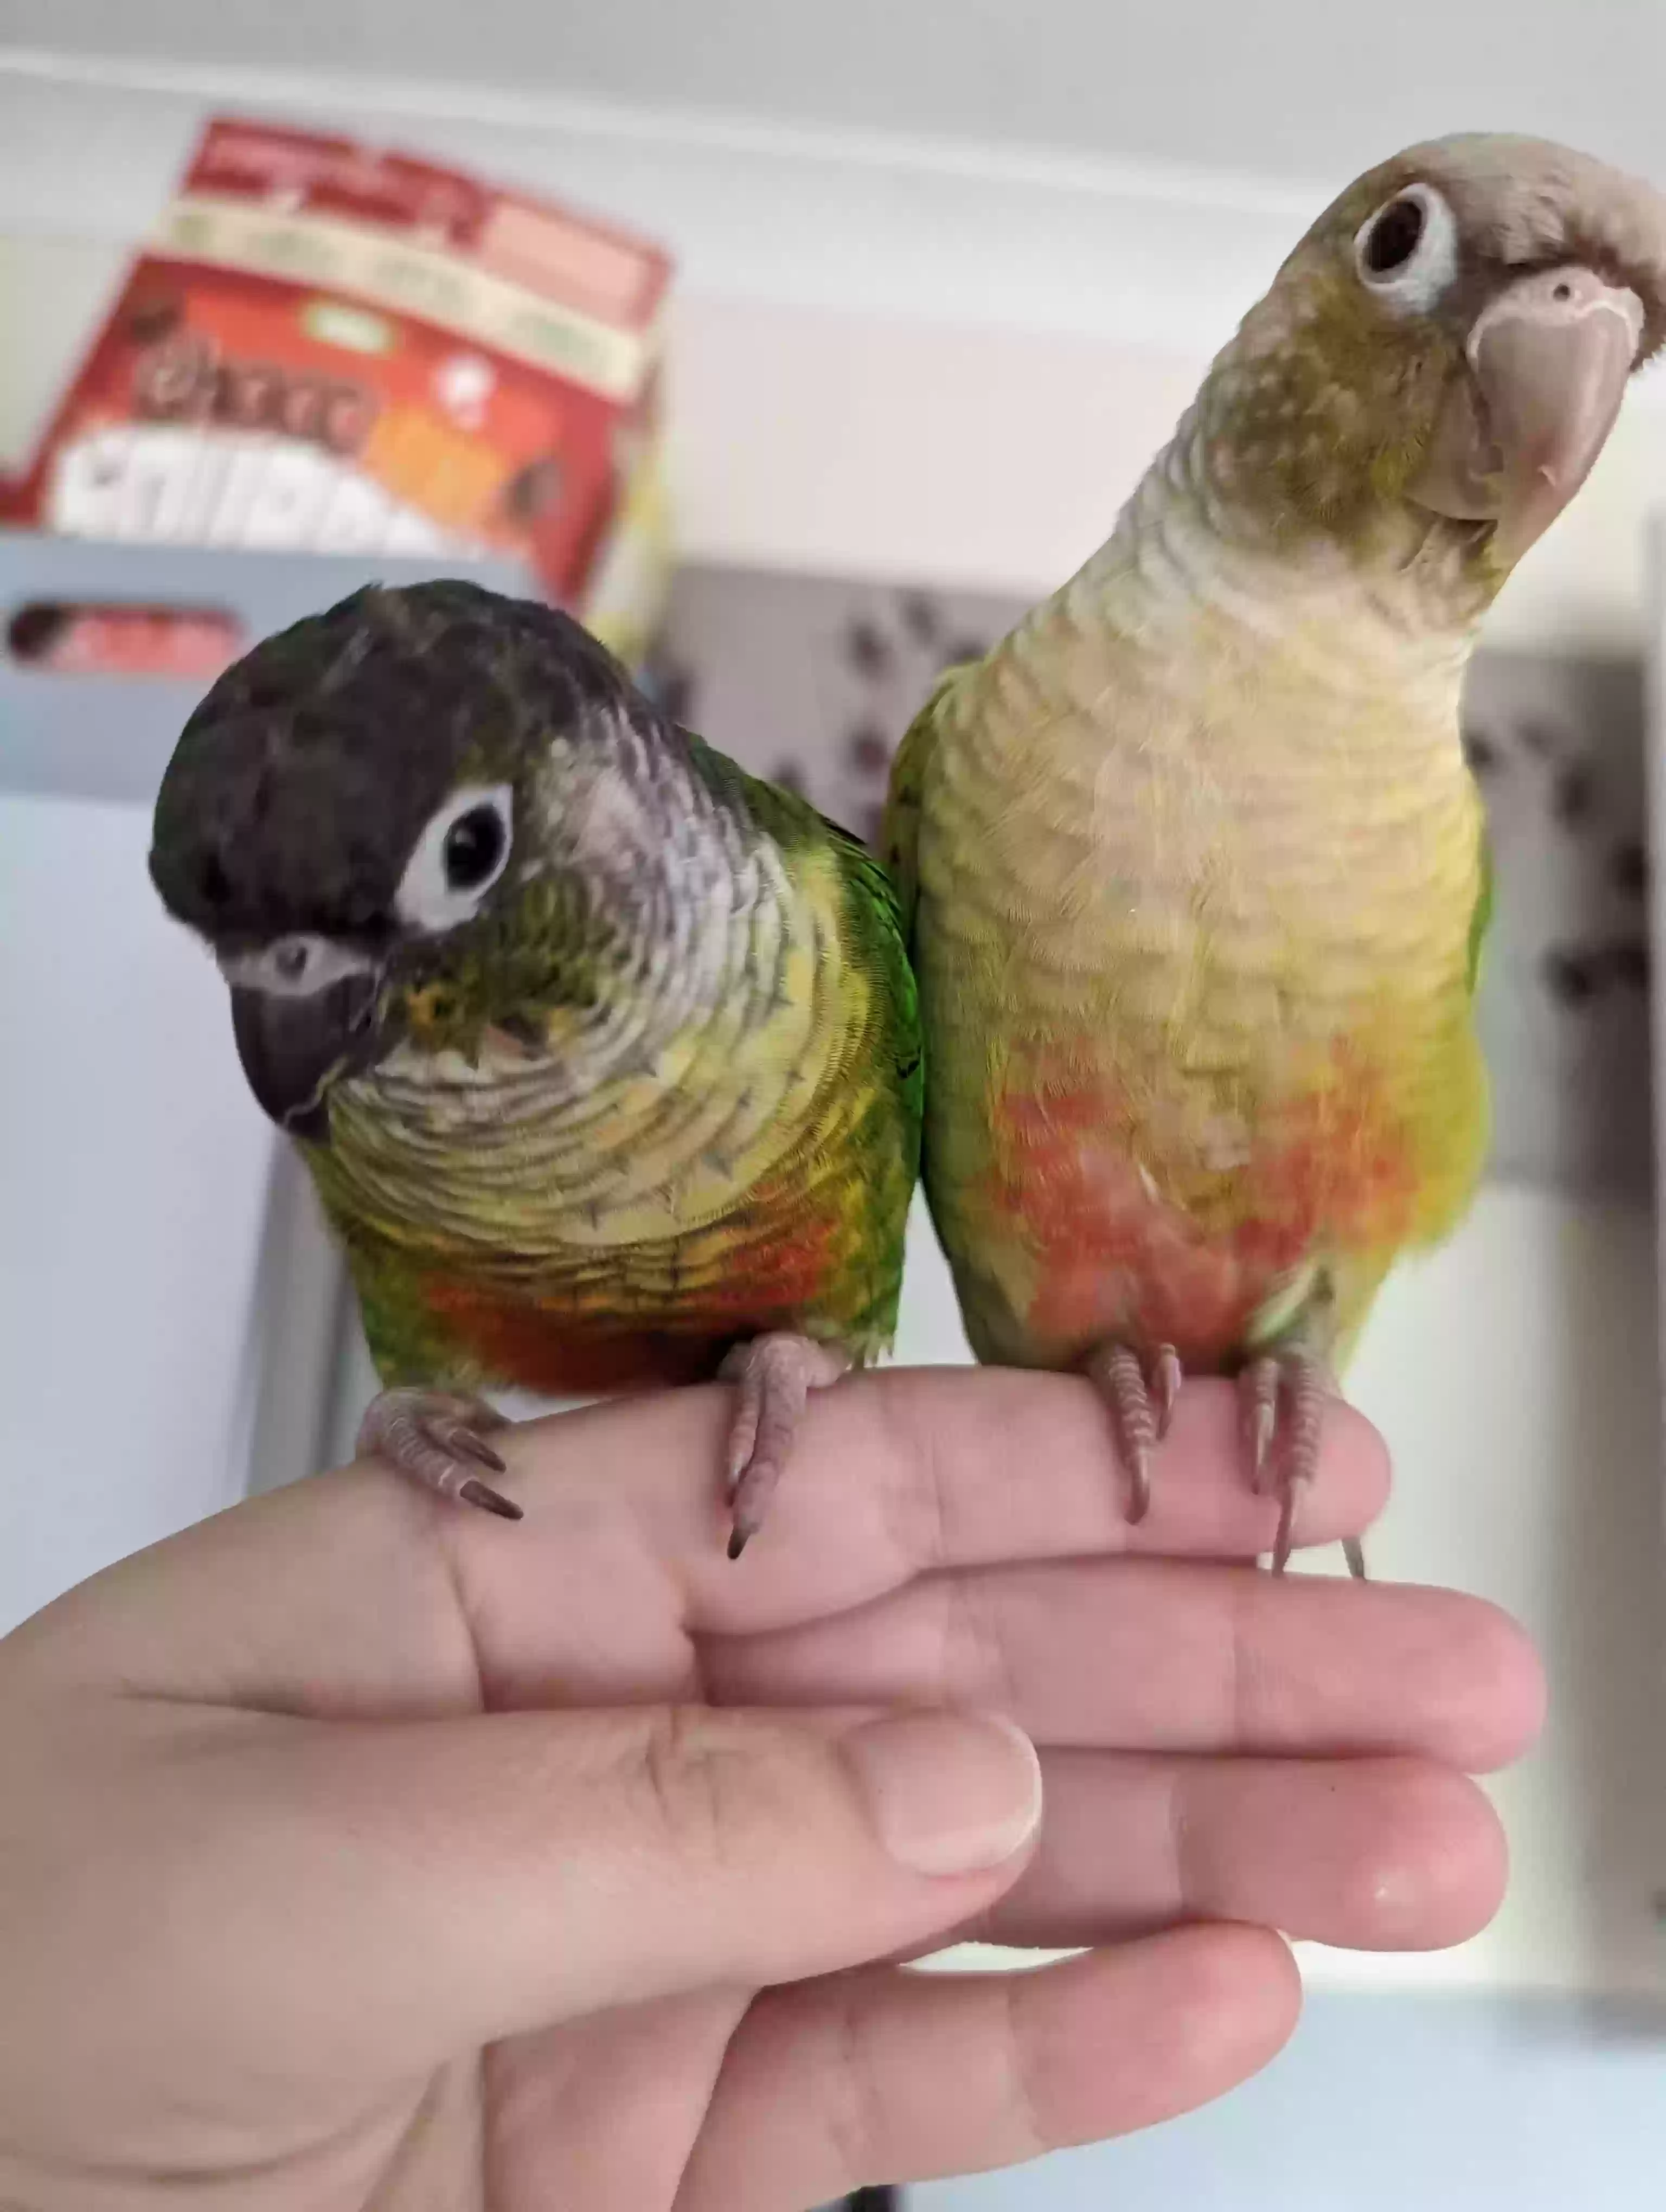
[4, 0, 1665, 196]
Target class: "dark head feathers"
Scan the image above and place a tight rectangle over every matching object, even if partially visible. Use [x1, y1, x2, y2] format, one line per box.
[150, 581, 649, 946]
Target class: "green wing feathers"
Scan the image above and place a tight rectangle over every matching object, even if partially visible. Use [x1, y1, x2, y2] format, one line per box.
[737, 745, 926, 1212]
[691, 732, 923, 1130]
[880, 670, 959, 944]
[831, 813, 925, 1150]
[1466, 826, 1495, 996]
[691, 735, 926, 1351]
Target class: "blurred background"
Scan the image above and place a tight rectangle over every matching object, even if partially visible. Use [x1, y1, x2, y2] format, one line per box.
[3, 8, 1666, 2203]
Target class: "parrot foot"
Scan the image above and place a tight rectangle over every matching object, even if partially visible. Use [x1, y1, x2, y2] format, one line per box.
[720, 1333, 850, 1559]
[356, 1388, 522, 1521]
[1084, 1340, 1183, 1524]
[1238, 1353, 1362, 1577]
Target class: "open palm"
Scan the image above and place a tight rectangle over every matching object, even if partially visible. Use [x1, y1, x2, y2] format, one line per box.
[0, 1370, 1540, 2209]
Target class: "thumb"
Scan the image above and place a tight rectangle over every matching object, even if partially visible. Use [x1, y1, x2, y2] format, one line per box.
[110, 1704, 1042, 2079]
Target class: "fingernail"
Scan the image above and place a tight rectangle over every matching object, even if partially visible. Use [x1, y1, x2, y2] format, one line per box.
[843, 1712, 1042, 1876]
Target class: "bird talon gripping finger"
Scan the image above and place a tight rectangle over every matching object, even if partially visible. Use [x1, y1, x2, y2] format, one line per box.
[356, 1388, 521, 1520]
[884, 134, 1664, 1583]
[720, 1334, 851, 1558]
[1240, 1349, 1333, 1574]
[1085, 1341, 1170, 1522]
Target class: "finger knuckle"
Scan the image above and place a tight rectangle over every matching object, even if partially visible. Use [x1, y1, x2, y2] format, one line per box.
[633, 1707, 789, 1875]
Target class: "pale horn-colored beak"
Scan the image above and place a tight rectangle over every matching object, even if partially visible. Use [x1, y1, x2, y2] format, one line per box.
[1411, 265, 1644, 565]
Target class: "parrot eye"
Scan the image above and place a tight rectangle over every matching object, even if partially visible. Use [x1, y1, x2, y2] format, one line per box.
[396, 782, 514, 934]
[1362, 197, 1424, 272]
[1353, 183, 1459, 312]
[443, 806, 507, 891]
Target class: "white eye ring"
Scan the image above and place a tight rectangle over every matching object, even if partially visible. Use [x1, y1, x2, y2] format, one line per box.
[395, 781, 514, 935]
[1353, 183, 1459, 313]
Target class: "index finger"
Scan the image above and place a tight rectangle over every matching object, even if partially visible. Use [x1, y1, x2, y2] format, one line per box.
[13, 1368, 1387, 1716]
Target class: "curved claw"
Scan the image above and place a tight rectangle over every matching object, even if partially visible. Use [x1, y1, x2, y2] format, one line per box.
[443, 1426, 509, 1476]
[357, 1388, 522, 1520]
[720, 1333, 849, 1558]
[1086, 1342, 1157, 1523]
[1153, 1343, 1183, 1442]
[1238, 1351, 1336, 1575]
[459, 1475, 524, 1520]
[1272, 1476, 1304, 1575]
[1125, 1443, 1152, 1524]
[1240, 1358, 1279, 1491]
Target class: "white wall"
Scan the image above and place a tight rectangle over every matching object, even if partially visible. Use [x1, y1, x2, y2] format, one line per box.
[8, 0, 1666, 190]
[0, 794, 342, 1635]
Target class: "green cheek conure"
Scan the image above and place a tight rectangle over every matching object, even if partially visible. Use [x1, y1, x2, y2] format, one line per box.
[151, 581, 921, 1553]
[885, 134, 1666, 1572]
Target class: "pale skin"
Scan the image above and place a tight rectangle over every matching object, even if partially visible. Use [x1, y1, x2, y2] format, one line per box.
[0, 1370, 1542, 2209]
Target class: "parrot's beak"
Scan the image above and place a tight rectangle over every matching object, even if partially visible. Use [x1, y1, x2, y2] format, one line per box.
[1410, 265, 1643, 564]
[229, 973, 381, 1142]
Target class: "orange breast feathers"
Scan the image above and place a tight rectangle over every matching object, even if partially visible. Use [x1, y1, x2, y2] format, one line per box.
[415, 1179, 846, 1395]
[982, 1044, 1422, 1366]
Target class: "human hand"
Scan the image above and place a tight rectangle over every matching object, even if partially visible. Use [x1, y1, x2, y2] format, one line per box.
[0, 1371, 1541, 2209]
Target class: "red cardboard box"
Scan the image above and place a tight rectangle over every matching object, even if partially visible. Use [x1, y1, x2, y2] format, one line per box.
[2, 116, 675, 664]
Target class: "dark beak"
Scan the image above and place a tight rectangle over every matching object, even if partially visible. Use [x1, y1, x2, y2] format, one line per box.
[230, 974, 381, 1142]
